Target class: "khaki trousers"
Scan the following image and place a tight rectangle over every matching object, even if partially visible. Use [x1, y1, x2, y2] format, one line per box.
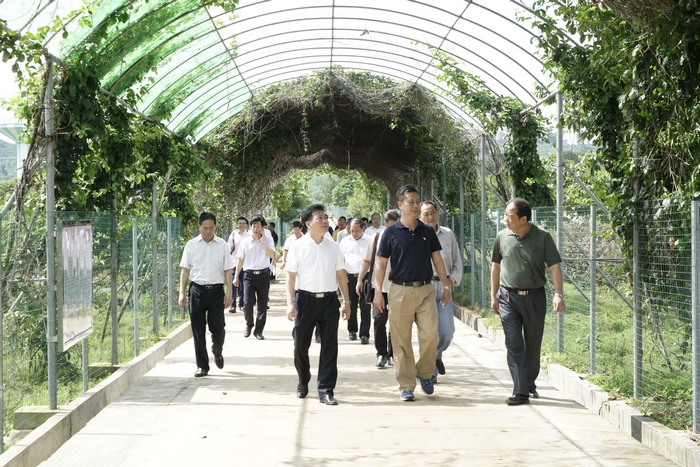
[388, 283, 438, 391]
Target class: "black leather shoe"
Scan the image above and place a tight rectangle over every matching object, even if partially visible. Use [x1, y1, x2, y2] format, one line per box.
[349, 332, 357, 341]
[214, 354, 224, 369]
[505, 395, 530, 405]
[319, 394, 338, 405]
[194, 368, 208, 377]
[297, 384, 308, 399]
[255, 333, 265, 340]
[228, 306, 236, 313]
[360, 336, 369, 345]
[529, 389, 539, 398]
[244, 326, 252, 338]
[436, 358, 446, 375]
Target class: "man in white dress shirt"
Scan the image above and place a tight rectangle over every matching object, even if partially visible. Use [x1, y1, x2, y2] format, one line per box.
[364, 212, 386, 236]
[339, 219, 372, 343]
[227, 217, 250, 313]
[234, 215, 276, 340]
[420, 201, 463, 382]
[280, 220, 304, 270]
[286, 204, 351, 405]
[179, 212, 233, 377]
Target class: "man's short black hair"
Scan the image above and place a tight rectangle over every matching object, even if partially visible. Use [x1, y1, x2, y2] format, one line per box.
[384, 209, 400, 223]
[268, 221, 275, 228]
[199, 212, 216, 225]
[300, 204, 325, 225]
[237, 216, 249, 224]
[396, 185, 419, 202]
[291, 220, 303, 229]
[250, 215, 266, 226]
[350, 218, 366, 229]
[371, 212, 380, 218]
[338, 216, 347, 222]
[510, 197, 532, 222]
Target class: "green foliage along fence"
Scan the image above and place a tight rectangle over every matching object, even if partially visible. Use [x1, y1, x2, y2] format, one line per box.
[0, 211, 184, 446]
[460, 201, 696, 431]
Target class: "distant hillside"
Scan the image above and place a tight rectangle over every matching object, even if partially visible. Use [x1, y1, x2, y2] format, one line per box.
[0, 139, 16, 181]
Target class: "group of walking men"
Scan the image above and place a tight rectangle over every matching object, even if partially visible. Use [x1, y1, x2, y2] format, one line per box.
[178, 186, 566, 406]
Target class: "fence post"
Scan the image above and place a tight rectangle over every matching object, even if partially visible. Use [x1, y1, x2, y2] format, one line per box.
[133, 219, 140, 357]
[633, 138, 642, 398]
[470, 214, 475, 307]
[590, 204, 597, 374]
[556, 92, 565, 353]
[167, 218, 173, 329]
[459, 172, 465, 294]
[692, 200, 700, 432]
[480, 136, 487, 310]
[152, 182, 159, 334]
[45, 55, 58, 410]
[110, 212, 118, 365]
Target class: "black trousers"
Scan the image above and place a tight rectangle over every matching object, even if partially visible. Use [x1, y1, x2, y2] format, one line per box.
[189, 283, 226, 371]
[497, 286, 546, 396]
[292, 292, 340, 397]
[232, 266, 245, 308]
[372, 291, 393, 358]
[243, 269, 270, 334]
[347, 274, 371, 338]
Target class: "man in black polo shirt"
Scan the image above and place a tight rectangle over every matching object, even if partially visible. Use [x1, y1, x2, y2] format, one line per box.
[373, 185, 452, 402]
[491, 197, 566, 405]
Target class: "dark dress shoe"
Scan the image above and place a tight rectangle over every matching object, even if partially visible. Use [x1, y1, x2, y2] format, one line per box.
[348, 332, 357, 341]
[244, 326, 252, 338]
[194, 368, 208, 377]
[214, 354, 224, 369]
[436, 358, 446, 375]
[297, 384, 309, 399]
[505, 395, 530, 405]
[360, 336, 369, 345]
[255, 333, 265, 340]
[319, 394, 338, 405]
[529, 389, 539, 398]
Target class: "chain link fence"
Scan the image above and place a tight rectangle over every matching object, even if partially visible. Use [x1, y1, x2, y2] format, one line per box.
[0, 211, 184, 448]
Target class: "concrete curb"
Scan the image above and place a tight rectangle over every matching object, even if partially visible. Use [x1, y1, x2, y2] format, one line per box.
[453, 304, 700, 467]
[0, 321, 192, 467]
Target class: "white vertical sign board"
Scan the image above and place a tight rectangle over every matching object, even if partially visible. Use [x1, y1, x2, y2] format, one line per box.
[57, 220, 93, 351]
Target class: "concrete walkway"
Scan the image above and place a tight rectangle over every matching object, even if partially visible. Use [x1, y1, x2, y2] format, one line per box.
[39, 276, 676, 466]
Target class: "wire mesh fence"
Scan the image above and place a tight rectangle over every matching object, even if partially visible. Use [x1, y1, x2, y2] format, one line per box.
[459, 201, 696, 431]
[0, 211, 184, 447]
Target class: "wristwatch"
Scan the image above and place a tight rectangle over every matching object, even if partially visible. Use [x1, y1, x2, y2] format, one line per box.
[554, 292, 564, 299]
[343, 300, 350, 305]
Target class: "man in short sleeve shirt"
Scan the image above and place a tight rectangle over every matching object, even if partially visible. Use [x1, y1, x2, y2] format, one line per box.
[286, 204, 351, 405]
[491, 197, 566, 405]
[373, 185, 452, 401]
[179, 212, 233, 377]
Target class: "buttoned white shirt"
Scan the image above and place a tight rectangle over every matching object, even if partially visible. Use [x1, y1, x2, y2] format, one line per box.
[180, 235, 233, 285]
[365, 225, 386, 236]
[339, 233, 371, 274]
[286, 234, 345, 292]
[283, 233, 303, 251]
[336, 229, 349, 244]
[228, 229, 250, 251]
[236, 234, 275, 270]
[431, 225, 463, 286]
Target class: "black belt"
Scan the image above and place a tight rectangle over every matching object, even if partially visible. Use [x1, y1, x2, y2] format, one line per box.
[431, 276, 440, 281]
[503, 286, 544, 296]
[245, 268, 269, 275]
[297, 290, 337, 298]
[392, 280, 431, 287]
[347, 272, 359, 278]
[192, 283, 223, 290]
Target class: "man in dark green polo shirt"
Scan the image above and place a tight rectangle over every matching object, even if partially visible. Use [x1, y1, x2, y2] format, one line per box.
[491, 197, 566, 405]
